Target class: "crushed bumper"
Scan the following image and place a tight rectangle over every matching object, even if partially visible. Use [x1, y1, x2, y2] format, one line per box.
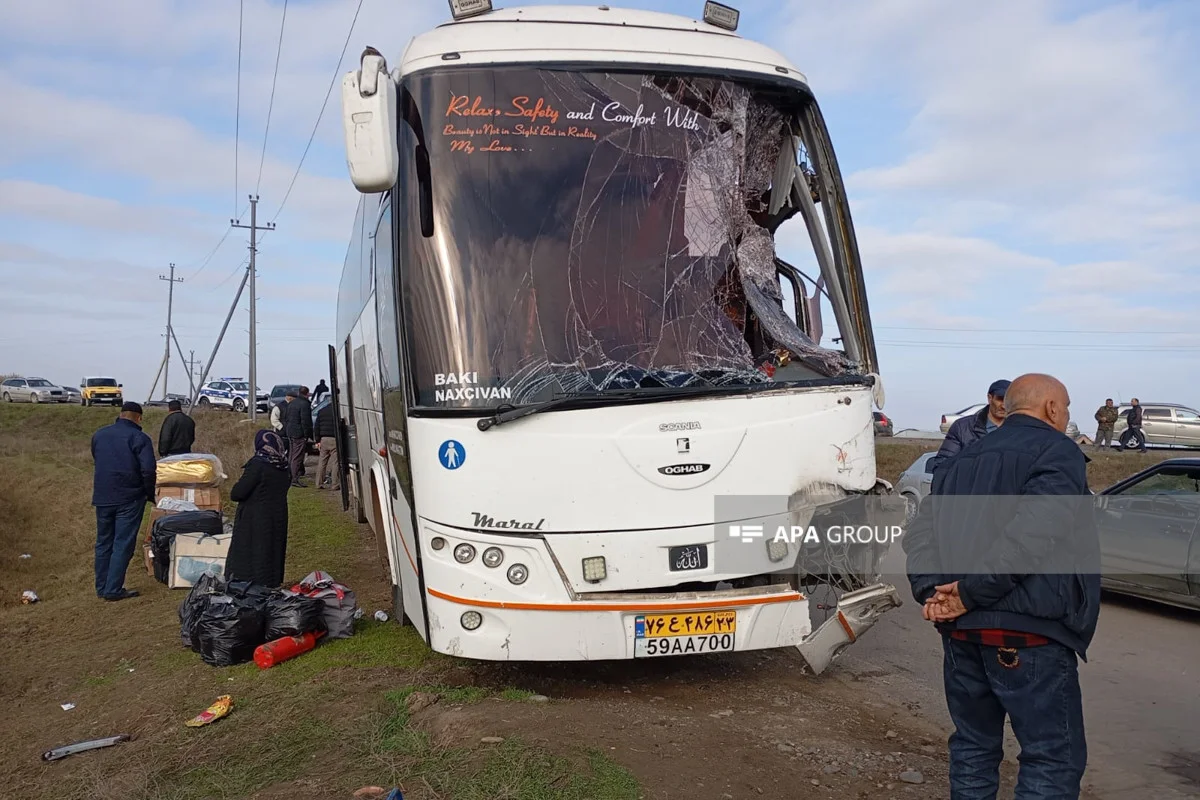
[795, 582, 902, 675]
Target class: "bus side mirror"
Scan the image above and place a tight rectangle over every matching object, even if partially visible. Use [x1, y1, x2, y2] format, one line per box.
[341, 47, 399, 193]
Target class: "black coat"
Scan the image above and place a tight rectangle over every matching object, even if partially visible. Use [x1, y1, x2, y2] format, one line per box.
[315, 403, 337, 439]
[283, 396, 313, 440]
[224, 457, 291, 587]
[903, 413, 1101, 658]
[158, 411, 196, 457]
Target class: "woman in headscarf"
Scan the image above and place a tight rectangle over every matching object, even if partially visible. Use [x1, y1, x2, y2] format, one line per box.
[224, 430, 292, 587]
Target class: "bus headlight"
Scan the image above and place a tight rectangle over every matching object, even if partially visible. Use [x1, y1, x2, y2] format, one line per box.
[581, 556, 606, 582]
[454, 543, 476, 563]
[482, 547, 504, 568]
[766, 540, 789, 563]
[461, 611, 482, 630]
[507, 563, 529, 585]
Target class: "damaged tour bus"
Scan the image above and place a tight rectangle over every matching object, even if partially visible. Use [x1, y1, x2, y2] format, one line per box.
[331, 1, 901, 669]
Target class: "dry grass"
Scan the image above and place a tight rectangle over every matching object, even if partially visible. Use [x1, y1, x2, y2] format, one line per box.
[875, 438, 1182, 491]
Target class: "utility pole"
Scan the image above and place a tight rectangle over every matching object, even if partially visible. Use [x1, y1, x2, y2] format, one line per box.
[232, 196, 275, 421]
[158, 263, 183, 400]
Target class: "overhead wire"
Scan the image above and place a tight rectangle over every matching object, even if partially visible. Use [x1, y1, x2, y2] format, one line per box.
[256, 0, 290, 195]
[273, 0, 366, 222]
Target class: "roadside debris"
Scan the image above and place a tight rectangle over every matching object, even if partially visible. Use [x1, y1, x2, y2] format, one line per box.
[185, 695, 233, 728]
[42, 734, 131, 762]
[480, 736, 504, 744]
[373, 610, 389, 623]
[22, 590, 39, 604]
[354, 788, 402, 800]
[60, 703, 75, 711]
[20, 553, 31, 559]
[898, 769, 925, 784]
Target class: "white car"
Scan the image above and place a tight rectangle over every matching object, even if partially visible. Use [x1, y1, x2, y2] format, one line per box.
[939, 403, 985, 434]
[1, 376, 69, 403]
[196, 378, 269, 413]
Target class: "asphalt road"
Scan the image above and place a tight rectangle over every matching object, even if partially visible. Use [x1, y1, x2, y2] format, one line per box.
[828, 571, 1200, 799]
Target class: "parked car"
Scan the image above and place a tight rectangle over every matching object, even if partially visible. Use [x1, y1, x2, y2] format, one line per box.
[896, 451, 936, 523]
[1110, 403, 1200, 450]
[873, 411, 893, 437]
[1, 377, 69, 403]
[81, 376, 123, 406]
[196, 378, 269, 413]
[1095, 458, 1200, 610]
[895, 452, 1200, 611]
[939, 403, 985, 434]
[61, 384, 81, 403]
[268, 384, 303, 408]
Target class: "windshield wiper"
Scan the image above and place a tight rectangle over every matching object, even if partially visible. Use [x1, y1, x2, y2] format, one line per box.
[476, 385, 754, 431]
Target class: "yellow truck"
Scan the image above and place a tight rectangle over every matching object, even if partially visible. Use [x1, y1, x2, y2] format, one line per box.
[81, 376, 124, 407]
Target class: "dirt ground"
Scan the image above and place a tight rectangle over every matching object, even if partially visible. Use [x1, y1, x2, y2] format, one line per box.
[1, 407, 1171, 798]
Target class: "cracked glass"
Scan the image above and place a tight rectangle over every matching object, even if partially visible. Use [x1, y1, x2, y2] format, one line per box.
[399, 68, 857, 409]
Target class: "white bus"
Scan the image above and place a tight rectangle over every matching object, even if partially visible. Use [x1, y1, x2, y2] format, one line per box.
[331, 1, 900, 667]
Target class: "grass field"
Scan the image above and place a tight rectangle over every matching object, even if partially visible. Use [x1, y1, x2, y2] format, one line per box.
[0, 404, 637, 800]
[0, 404, 1179, 798]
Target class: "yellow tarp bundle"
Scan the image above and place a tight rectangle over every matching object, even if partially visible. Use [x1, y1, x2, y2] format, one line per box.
[156, 454, 225, 487]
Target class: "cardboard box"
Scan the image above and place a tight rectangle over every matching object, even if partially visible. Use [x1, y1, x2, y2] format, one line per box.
[168, 531, 232, 589]
[144, 544, 154, 576]
[156, 486, 222, 508]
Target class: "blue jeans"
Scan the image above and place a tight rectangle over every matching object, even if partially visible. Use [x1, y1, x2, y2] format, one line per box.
[95, 500, 146, 598]
[943, 636, 1086, 799]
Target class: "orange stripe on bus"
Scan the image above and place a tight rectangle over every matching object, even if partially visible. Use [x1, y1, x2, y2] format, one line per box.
[426, 587, 804, 612]
[389, 510, 419, 574]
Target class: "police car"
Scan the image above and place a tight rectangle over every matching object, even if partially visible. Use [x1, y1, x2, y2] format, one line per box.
[196, 378, 269, 413]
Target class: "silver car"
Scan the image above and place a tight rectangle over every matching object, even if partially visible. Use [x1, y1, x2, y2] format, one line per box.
[939, 403, 985, 434]
[1, 376, 69, 403]
[1110, 403, 1200, 449]
[897, 452, 1200, 611]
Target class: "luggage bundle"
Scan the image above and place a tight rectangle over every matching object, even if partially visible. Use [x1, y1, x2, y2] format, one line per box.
[178, 572, 358, 667]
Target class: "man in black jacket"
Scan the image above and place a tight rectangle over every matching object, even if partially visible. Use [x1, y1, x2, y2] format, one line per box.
[1119, 398, 1146, 452]
[91, 402, 156, 601]
[928, 379, 1009, 473]
[282, 386, 313, 487]
[904, 374, 1100, 798]
[314, 400, 340, 490]
[157, 400, 196, 457]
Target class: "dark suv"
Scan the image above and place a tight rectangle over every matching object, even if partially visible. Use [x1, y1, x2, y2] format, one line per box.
[873, 411, 894, 437]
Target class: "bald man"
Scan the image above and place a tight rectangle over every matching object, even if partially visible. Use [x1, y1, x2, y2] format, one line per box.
[903, 373, 1100, 798]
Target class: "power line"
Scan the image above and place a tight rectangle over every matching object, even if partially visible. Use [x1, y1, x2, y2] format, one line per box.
[256, 0, 289, 195]
[211, 257, 251, 293]
[877, 340, 1200, 353]
[234, 0, 244, 217]
[273, 0, 366, 222]
[877, 325, 1191, 335]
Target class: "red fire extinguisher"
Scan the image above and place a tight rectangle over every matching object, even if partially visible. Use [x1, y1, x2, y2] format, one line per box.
[254, 630, 325, 669]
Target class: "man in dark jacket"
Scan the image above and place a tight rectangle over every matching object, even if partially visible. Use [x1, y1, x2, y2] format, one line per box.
[282, 386, 313, 487]
[314, 400, 340, 490]
[91, 402, 157, 601]
[904, 373, 1100, 798]
[1119, 398, 1146, 452]
[157, 399, 196, 456]
[928, 379, 1010, 473]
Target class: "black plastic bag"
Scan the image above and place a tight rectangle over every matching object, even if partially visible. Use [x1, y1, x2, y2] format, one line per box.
[265, 592, 327, 641]
[179, 573, 225, 650]
[151, 510, 223, 585]
[225, 580, 277, 615]
[194, 596, 265, 667]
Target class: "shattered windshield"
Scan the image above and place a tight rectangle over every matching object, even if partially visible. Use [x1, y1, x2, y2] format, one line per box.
[400, 68, 853, 409]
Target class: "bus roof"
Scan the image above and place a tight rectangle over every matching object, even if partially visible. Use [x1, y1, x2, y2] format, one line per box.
[399, 4, 808, 87]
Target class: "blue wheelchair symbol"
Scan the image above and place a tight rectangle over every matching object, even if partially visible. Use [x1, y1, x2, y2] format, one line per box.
[438, 440, 465, 470]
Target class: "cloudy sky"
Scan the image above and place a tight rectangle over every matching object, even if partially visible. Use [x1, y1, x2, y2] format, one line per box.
[1, 0, 1197, 429]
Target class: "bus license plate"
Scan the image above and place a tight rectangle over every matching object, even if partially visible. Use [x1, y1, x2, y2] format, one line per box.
[633, 610, 736, 657]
